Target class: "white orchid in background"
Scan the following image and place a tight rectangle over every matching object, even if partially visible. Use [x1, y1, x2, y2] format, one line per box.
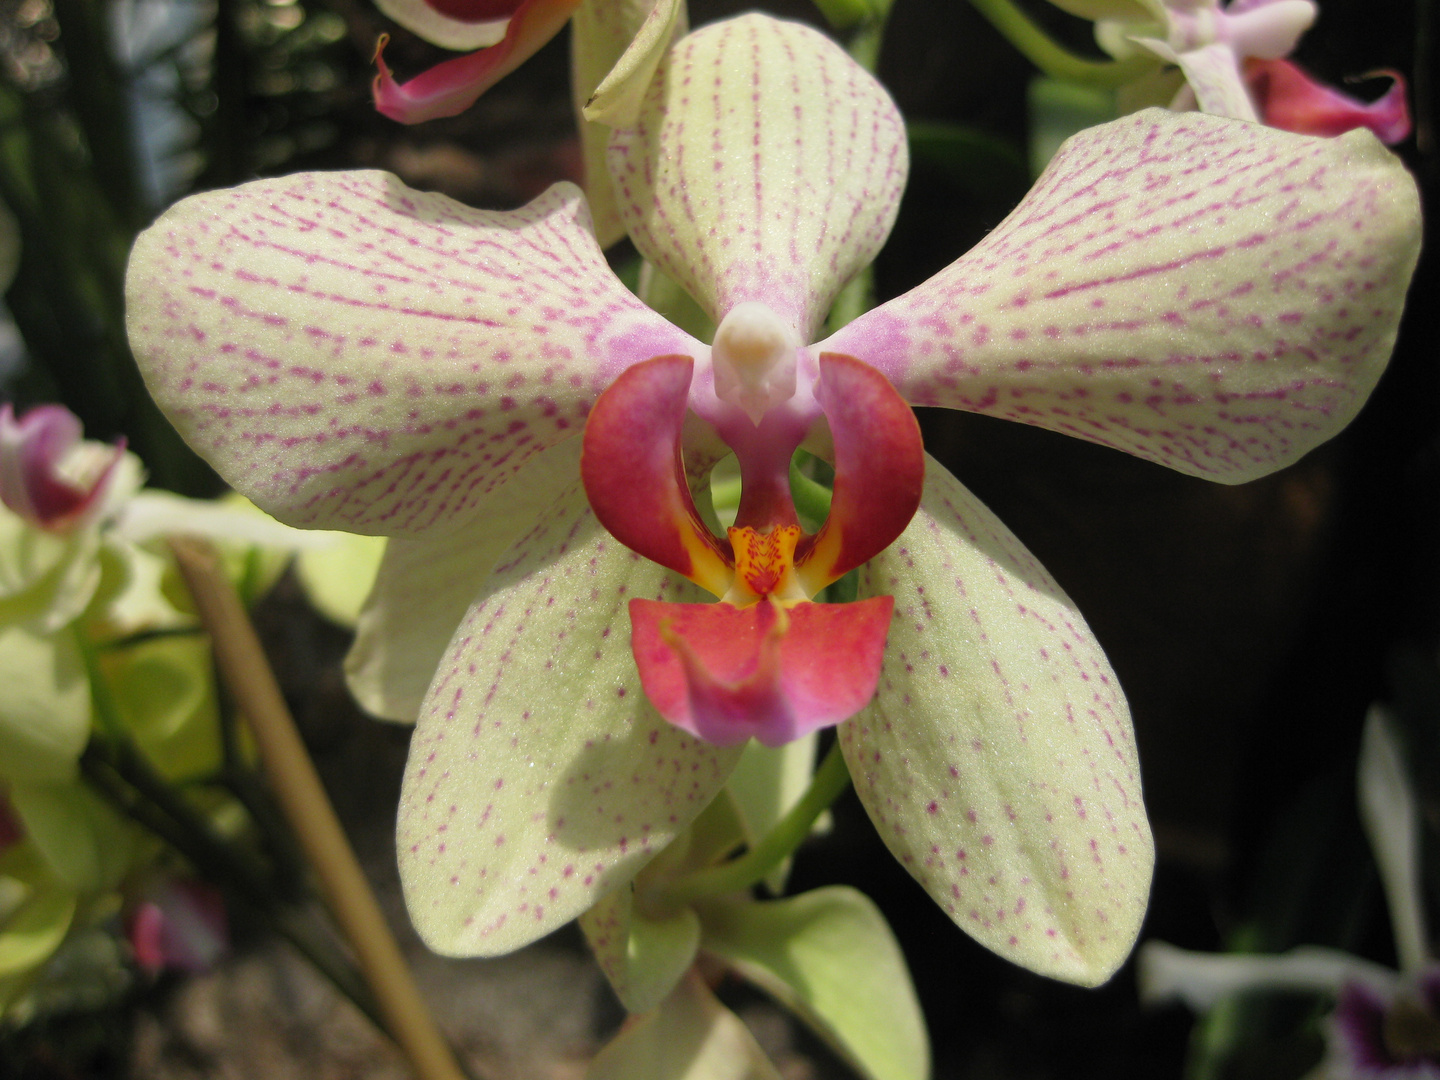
[125, 7, 1418, 994]
[1141, 707, 1440, 1078]
[1044, 0, 1409, 141]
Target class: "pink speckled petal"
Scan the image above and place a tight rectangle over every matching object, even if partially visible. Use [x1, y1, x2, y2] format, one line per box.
[841, 457, 1153, 986]
[822, 109, 1422, 484]
[126, 173, 699, 535]
[607, 14, 908, 341]
[345, 438, 582, 723]
[397, 477, 743, 956]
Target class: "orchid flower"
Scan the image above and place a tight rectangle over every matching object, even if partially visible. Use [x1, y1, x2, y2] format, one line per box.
[1047, 0, 1409, 141]
[1140, 707, 1440, 1078]
[125, 9, 1419, 986]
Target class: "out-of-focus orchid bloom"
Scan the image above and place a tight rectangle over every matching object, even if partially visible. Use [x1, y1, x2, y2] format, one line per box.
[126, 878, 229, 975]
[1244, 58, 1410, 143]
[374, 0, 682, 130]
[126, 11, 1419, 986]
[0, 404, 128, 533]
[1141, 708, 1440, 1078]
[1055, 0, 1410, 142]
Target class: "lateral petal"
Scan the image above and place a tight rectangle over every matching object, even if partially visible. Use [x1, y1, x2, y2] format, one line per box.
[397, 478, 741, 956]
[608, 14, 907, 340]
[127, 173, 696, 535]
[841, 458, 1153, 985]
[1246, 59, 1411, 144]
[345, 438, 582, 722]
[822, 109, 1421, 484]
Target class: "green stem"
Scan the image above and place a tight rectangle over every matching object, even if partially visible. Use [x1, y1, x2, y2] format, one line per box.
[789, 456, 834, 525]
[78, 741, 385, 1032]
[965, 0, 1155, 87]
[658, 741, 851, 906]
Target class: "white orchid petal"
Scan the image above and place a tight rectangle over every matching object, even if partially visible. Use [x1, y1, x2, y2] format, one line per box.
[373, 0, 511, 51]
[344, 437, 582, 722]
[1158, 41, 1259, 121]
[1138, 941, 1400, 1010]
[397, 479, 742, 956]
[1358, 706, 1430, 974]
[823, 110, 1421, 484]
[127, 173, 697, 535]
[581, 0, 684, 127]
[609, 14, 907, 340]
[571, 0, 689, 247]
[842, 458, 1152, 985]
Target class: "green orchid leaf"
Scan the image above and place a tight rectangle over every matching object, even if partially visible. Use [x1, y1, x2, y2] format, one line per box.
[586, 970, 784, 1080]
[8, 781, 135, 891]
[697, 886, 929, 1080]
[98, 633, 222, 783]
[0, 625, 91, 784]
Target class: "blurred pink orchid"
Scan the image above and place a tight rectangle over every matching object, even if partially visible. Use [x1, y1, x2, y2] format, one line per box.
[0, 404, 127, 533]
[1064, 0, 1410, 141]
[127, 13, 1418, 985]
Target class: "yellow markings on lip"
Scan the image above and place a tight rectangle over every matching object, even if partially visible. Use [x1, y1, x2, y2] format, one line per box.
[721, 524, 809, 606]
[675, 513, 737, 598]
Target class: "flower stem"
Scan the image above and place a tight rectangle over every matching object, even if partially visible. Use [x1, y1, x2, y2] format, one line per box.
[658, 741, 851, 907]
[965, 0, 1154, 87]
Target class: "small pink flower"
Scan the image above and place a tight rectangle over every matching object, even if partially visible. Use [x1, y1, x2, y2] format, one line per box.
[0, 404, 126, 532]
[126, 879, 229, 975]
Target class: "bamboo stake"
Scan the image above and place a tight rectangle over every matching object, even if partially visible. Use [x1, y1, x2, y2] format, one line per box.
[170, 537, 468, 1080]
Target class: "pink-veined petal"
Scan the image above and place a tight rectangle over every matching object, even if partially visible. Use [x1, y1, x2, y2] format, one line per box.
[345, 438, 581, 722]
[0, 404, 126, 532]
[795, 354, 924, 595]
[841, 457, 1153, 986]
[608, 14, 907, 340]
[373, 0, 521, 51]
[126, 173, 697, 535]
[581, 354, 734, 597]
[397, 478, 742, 956]
[1139, 40, 1259, 121]
[822, 109, 1421, 485]
[1246, 59, 1411, 144]
[372, 0, 581, 123]
[630, 596, 894, 748]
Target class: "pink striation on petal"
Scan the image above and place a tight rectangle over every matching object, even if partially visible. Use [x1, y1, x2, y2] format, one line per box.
[822, 109, 1421, 485]
[630, 595, 893, 748]
[126, 173, 696, 536]
[581, 354, 733, 596]
[1246, 59, 1411, 144]
[372, 0, 581, 123]
[796, 353, 924, 594]
[397, 477, 741, 956]
[607, 14, 908, 340]
[0, 403, 125, 531]
[841, 457, 1153, 985]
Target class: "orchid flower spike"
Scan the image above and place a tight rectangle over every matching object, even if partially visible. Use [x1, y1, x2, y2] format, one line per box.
[126, 11, 1420, 987]
[1051, 0, 1410, 142]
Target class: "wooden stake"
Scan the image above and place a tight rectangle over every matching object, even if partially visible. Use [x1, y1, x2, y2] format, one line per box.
[170, 537, 467, 1080]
